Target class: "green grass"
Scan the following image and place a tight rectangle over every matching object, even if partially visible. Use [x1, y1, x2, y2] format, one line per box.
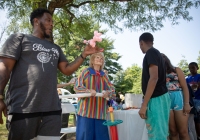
[68, 114, 76, 126]
[0, 114, 8, 140]
[0, 114, 75, 140]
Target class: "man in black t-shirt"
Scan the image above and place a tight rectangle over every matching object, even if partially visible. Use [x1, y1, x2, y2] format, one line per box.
[0, 8, 103, 140]
[138, 32, 170, 140]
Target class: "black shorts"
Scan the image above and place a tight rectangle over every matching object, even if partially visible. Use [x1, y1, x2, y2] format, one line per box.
[192, 107, 200, 123]
[8, 110, 62, 140]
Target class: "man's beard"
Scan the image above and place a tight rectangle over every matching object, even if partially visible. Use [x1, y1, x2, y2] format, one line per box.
[40, 22, 50, 38]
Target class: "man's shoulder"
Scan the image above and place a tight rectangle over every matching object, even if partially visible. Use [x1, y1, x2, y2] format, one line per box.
[3, 33, 25, 45]
[187, 74, 200, 79]
[146, 47, 160, 55]
[197, 74, 200, 78]
[8, 33, 25, 39]
[151, 47, 160, 53]
[145, 47, 161, 60]
[81, 67, 90, 74]
[192, 74, 200, 78]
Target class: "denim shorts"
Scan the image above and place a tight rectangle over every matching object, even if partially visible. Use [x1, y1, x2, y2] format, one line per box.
[168, 90, 183, 111]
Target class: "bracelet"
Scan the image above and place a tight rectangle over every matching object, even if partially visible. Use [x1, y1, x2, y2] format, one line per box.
[80, 54, 85, 60]
[184, 103, 190, 104]
[0, 95, 4, 100]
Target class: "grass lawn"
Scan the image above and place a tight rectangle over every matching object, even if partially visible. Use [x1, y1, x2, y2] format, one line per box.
[0, 113, 75, 140]
[0, 114, 8, 140]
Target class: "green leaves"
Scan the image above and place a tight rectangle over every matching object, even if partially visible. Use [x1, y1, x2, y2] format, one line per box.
[113, 64, 142, 94]
[1, 0, 200, 91]
[177, 56, 190, 76]
[1, 0, 199, 33]
[178, 53, 200, 75]
[197, 51, 200, 73]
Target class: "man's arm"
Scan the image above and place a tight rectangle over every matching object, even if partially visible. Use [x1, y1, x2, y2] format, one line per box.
[58, 54, 85, 76]
[57, 82, 73, 88]
[0, 57, 16, 124]
[139, 64, 158, 119]
[58, 44, 103, 76]
[176, 67, 190, 114]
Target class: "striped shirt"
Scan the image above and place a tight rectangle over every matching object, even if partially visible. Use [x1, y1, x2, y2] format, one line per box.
[74, 67, 115, 120]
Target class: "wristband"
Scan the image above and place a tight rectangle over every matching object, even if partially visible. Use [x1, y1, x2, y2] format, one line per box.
[80, 54, 85, 59]
[184, 103, 189, 104]
[0, 95, 4, 100]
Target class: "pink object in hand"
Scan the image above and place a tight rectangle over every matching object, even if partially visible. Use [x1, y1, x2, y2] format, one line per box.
[83, 31, 102, 47]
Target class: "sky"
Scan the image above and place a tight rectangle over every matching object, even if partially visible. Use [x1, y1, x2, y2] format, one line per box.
[0, 7, 199, 70]
[104, 7, 200, 69]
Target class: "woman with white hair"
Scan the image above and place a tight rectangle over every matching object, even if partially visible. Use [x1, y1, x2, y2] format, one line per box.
[74, 52, 115, 140]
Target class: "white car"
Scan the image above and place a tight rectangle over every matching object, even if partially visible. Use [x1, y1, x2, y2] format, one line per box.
[57, 88, 78, 104]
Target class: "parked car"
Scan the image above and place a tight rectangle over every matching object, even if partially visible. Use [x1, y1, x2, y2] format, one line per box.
[57, 88, 78, 104]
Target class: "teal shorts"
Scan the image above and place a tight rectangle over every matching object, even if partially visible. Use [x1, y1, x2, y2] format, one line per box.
[168, 90, 183, 110]
[145, 93, 171, 140]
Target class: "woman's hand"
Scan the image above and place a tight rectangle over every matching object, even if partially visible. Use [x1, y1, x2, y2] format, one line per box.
[102, 90, 109, 99]
[87, 89, 96, 96]
[183, 104, 191, 116]
[0, 100, 7, 124]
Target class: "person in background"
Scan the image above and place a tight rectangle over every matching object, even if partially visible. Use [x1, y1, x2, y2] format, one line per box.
[116, 92, 120, 98]
[161, 53, 190, 140]
[110, 92, 121, 110]
[74, 52, 115, 140]
[119, 92, 125, 104]
[187, 83, 197, 140]
[57, 77, 77, 88]
[0, 8, 103, 140]
[186, 62, 200, 140]
[115, 97, 122, 110]
[57, 77, 78, 140]
[138, 32, 171, 140]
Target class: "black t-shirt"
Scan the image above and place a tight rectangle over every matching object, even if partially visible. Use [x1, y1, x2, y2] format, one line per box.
[142, 47, 168, 98]
[0, 33, 68, 114]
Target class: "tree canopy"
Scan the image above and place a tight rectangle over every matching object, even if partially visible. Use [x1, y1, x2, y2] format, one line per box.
[0, 0, 124, 85]
[197, 51, 200, 73]
[113, 64, 142, 94]
[0, 0, 200, 33]
[177, 55, 190, 76]
[0, 0, 200, 93]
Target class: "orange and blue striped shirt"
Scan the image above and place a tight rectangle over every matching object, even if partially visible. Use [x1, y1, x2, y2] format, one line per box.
[74, 67, 115, 120]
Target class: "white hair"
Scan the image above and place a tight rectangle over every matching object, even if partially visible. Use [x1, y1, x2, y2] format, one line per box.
[89, 52, 105, 70]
